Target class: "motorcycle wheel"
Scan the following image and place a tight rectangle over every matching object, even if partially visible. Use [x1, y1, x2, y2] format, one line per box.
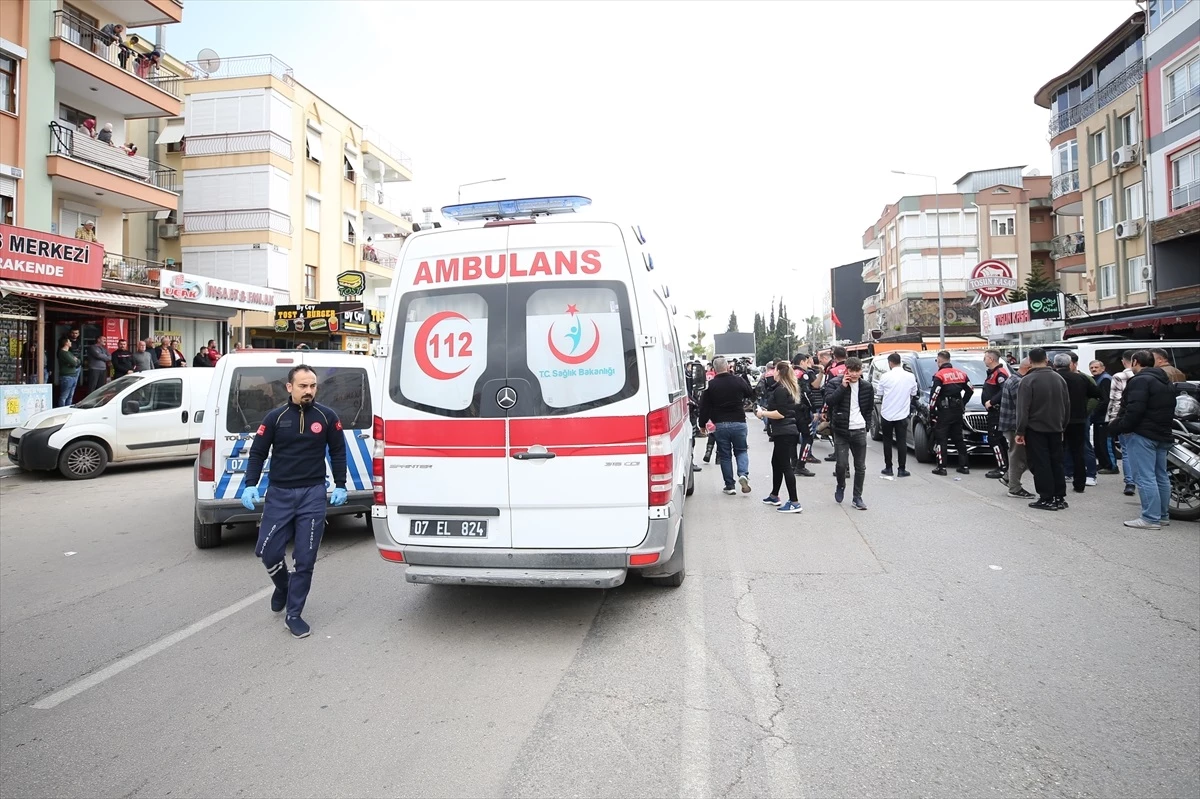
[1167, 462, 1200, 522]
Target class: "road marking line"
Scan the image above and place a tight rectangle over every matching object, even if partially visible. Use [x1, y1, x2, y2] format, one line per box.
[678, 580, 710, 799]
[32, 587, 272, 710]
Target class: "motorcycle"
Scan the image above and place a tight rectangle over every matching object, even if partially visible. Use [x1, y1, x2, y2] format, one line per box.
[1168, 383, 1200, 522]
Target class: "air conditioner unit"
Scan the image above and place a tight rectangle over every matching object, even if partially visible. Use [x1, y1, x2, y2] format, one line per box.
[1140, 264, 1153, 284]
[158, 224, 180, 239]
[1115, 220, 1140, 239]
[1111, 145, 1137, 169]
[0, 164, 22, 179]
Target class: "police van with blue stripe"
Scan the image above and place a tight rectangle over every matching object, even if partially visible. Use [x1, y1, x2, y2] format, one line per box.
[193, 350, 378, 548]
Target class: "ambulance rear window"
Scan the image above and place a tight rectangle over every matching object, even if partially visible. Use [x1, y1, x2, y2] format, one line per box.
[225, 366, 373, 434]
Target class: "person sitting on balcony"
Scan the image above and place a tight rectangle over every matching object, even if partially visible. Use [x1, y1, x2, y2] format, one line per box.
[363, 237, 379, 263]
[97, 123, 115, 146]
[75, 221, 98, 242]
[81, 118, 98, 138]
[123, 143, 138, 156]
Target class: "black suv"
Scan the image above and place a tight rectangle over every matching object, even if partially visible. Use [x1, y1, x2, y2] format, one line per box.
[864, 351, 991, 463]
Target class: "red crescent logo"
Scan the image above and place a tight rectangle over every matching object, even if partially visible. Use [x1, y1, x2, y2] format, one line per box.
[414, 311, 470, 380]
[548, 320, 601, 364]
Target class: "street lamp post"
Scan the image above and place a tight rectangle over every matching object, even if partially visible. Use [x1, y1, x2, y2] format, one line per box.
[457, 177, 507, 202]
[891, 170, 945, 350]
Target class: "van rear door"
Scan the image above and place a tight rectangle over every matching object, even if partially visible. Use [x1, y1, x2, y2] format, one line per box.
[504, 221, 649, 549]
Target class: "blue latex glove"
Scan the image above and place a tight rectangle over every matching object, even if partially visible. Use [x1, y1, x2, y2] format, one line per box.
[241, 486, 260, 511]
[330, 487, 347, 506]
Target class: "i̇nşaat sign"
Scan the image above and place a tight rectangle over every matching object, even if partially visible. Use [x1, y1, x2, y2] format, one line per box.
[0, 224, 104, 290]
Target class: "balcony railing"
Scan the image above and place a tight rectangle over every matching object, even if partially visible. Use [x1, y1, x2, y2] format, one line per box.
[361, 244, 397, 269]
[52, 11, 183, 99]
[861, 258, 880, 280]
[1051, 232, 1086, 260]
[184, 131, 293, 159]
[1166, 86, 1200, 126]
[362, 126, 413, 172]
[50, 122, 178, 192]
[1171, 180, 1200, 212]
[103, 253, 167, 287]
[182, 209, 292, 234]
[1047, 60, 1143, 137]
[186, 53, 295, 84]
[360, 182, 412, 220]
[1051, 169, 1080, 200]
[898, 234, 978, 250]
[862, 294, 881, 312]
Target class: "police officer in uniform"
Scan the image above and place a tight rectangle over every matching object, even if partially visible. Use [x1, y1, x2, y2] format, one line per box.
[929, 350, 974, 476]
[982, 349, 1010, 480]
[241, 365, 348, 639]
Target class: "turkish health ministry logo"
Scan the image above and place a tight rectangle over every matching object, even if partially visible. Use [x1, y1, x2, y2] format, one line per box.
[548, 304, 600, 365]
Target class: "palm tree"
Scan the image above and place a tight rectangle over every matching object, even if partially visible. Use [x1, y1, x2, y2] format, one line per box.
[686, 310, 710, 357]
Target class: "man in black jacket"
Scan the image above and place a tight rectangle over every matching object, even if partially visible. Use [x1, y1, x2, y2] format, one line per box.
[1115, 350, 1177, 529]
[825, 357, 874, 510]
[697, 356, 755, 495]
[111, 339, 136, 378]
[1053, 353, 1102, 494]
[1016, 348, 1071, 511]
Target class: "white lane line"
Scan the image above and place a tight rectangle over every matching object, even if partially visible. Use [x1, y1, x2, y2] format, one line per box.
[678, 580, 710, 799]
[32, 587, 272, 710]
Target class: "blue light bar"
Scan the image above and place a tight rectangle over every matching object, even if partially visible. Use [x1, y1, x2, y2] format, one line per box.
[440, 195, 592, 222]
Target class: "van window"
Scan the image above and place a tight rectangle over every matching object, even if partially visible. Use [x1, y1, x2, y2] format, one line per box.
[76, 374, 142, 408]
[652, 293, 685, 399]
[519, 282, 639, 413]
[1171, 347, 1199, 380]
[125, 379, 182, 413]
[225, 366, 373, 434]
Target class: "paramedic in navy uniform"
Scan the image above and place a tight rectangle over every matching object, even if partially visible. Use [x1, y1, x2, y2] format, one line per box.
[240, 365, 348, 639]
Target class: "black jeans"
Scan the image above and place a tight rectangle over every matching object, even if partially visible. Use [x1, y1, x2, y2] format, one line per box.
[880, 415, 908, 470]
[987, 407, 1008, 470]
[1024, 428, 1065, 501]
[771, 434, 799, 501]
[834, 428, 867, 498]
[792, 413, 814, 471]
[1092, 422, 1115, 470]
[1063, 423, 1087, 492]
[934, 411, 968, 469]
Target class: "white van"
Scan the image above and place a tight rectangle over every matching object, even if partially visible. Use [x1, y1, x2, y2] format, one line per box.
[1048, 337, 1199, 379]
[192, 350, 378, 549]
[7, 368, 215, 479]
[371, 196, 694, 589]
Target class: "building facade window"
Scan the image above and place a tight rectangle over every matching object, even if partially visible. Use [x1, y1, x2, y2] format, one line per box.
[887, 224, 895, 248]
[1053, 140, 1079, 175]
[1123, 182, 1144, 220]
[344, 212, 358, 245]
[1171, 148, 1200, 210]
[1165, 55, 1199, 126]
[1090, 129, 1108, 166]
[304, 122, 323, 163]
[1149, 0, 1193, 30]
[0, 54, 16, 114]
[1097, 264, 1116, 300]
[990, 215, 1015, 236]
[305, 195, 320, 232]
[1096, 196, 1114, 231]
[1126, 255, 1147, 295]
[1119, 112, 1138, 146]
[304, 265, 317, 300]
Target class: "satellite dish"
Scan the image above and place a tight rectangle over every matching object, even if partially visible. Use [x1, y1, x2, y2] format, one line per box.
[196, 48, 221, 73]
[1027, 168, 1041, 176]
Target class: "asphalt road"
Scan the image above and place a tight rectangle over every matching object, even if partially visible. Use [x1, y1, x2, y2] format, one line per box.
[1, 429, 1197, 799]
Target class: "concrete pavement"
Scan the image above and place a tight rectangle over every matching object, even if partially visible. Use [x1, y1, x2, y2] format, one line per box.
[0, 430, 1196, 798]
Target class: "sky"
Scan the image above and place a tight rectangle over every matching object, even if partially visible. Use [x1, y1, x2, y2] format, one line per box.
[142, 0, 1141, 338]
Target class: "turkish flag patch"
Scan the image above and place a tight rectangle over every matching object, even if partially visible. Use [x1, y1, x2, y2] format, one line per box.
[256, 424, 266, 436]
[335, 420, 343, 431]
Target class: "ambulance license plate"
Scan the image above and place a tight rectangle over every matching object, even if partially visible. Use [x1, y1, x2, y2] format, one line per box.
[409, 519, 488, 538]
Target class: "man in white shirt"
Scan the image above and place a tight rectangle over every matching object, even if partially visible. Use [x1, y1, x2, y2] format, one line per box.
[875, 352, 918, 477]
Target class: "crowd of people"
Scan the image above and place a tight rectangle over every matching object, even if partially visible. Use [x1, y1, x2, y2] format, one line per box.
[689, 344, 1188, 529]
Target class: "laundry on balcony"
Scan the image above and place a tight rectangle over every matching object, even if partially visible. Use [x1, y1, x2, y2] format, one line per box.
[50, 122, 155, 184]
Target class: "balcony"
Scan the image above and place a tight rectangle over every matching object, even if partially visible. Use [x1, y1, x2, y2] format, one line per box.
[1051, 232, 1086, 273]
[183, 131, 293, 159]
[360, 182, 414, 234]
[1167, 86, 1200, 127]
[50, 11, 183, 118]
[1047, 60, 1143, 137]
[862, 293, 880, 314]
[102, 253, 168, 287]
[48, 122, 178, 213]
[361, 243, 398, 277]
[89, 0, 184, 26]
[186, 53, 295, 84]
[898, 234, 978, 251]
[1051, 170, 1082, 216]
[861, 258, 881, 282]
[1172, 180, 1200, 212]
[182, 209, 292, 234]
[361, 126, 413, 182]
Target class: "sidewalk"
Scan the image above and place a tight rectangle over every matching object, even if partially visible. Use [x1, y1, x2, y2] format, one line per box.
[0, 429, 17, 477]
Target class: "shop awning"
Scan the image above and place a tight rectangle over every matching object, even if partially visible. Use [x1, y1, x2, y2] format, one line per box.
[0, 280, 168, 310]
[155, 123, 185, 146]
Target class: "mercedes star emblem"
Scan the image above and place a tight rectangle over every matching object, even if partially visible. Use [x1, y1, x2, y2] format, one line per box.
[496, 386, 517, 409]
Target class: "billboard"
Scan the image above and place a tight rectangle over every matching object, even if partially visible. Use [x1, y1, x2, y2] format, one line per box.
[713, 332, 755, 357]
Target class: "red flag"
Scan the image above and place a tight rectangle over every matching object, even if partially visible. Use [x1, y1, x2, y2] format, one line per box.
[830, 310, 843, 328]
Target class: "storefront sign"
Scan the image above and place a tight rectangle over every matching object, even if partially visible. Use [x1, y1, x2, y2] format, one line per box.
[369, 309, 384, 337]
[1, 384, 53, 430]
[158, 269, 275, 311]
[1028, 291, 1062, 320]
[102, 318, 129, 352]
[982, 300, 1065, 337]
[967, 260, 1018, 309]
[336, 271, 366, 298]
[274, 302, 364, 334]
[0, 224, 103, 290]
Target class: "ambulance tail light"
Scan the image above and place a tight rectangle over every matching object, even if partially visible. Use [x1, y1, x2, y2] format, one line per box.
[198, 439, 215, 483]
[372, 415, 386, 505]
[647, 406, 674, 507]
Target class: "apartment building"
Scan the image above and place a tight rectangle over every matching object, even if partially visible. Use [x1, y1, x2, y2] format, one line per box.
[1035, 12, 1151, 315]
[125, 52, 414, 352]
[859, 166, 1077, 341]
[1145, 0, 1199, 309]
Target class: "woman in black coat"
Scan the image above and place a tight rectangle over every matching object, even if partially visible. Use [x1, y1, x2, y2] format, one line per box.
[755, 361, 803, 513]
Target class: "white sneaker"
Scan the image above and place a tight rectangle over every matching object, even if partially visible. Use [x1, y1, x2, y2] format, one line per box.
[1085, 476, 1097, 486]
[1123, 518, 1161, 530]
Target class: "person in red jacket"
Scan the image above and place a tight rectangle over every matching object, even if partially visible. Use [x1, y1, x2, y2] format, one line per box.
[206, 339, 221, 365]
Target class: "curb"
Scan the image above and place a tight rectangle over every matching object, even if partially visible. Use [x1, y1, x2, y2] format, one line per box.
[0, 465, 20, 478]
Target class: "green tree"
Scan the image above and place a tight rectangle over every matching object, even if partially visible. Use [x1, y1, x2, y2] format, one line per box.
[1009, 262, 1059, 302]
[686, 310, 710, 358]
[726, 311, 739, 333]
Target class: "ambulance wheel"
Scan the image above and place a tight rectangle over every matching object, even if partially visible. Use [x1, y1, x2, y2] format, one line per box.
[685, 461, 696, 497]
[647, 521, 685, 588]
[193, 514, 222, 549]
[58, 439, 108, 479]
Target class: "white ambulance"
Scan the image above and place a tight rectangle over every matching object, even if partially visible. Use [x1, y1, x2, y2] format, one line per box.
[193, 350, 378, 549]
[371, 196, 694, 588]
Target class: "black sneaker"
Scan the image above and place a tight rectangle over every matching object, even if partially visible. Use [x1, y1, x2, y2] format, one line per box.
[1123, 484, 1136, 496]
[806, 455, 820, 464]
[824, 454, 837, 462]
[985, 469, 1003, 479]
[931, 467, 947, 476]
[794, 468, 816, 477]
[881, 467, 894, 476]
[702, 456, 711, 464]
[1008, 488, 1034, 499]
[1098, 468, 1120, 475]
[1028, 499, 1058, 511]
[692, 464, 702, 472]
[834, 485, 845, 503]
[851, 496, 867, 510]
[1053, 497, 1070, 510]
[956, 467, 970, 475]
[897, 469, 911, 477]
[285, 615, 311, 639]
